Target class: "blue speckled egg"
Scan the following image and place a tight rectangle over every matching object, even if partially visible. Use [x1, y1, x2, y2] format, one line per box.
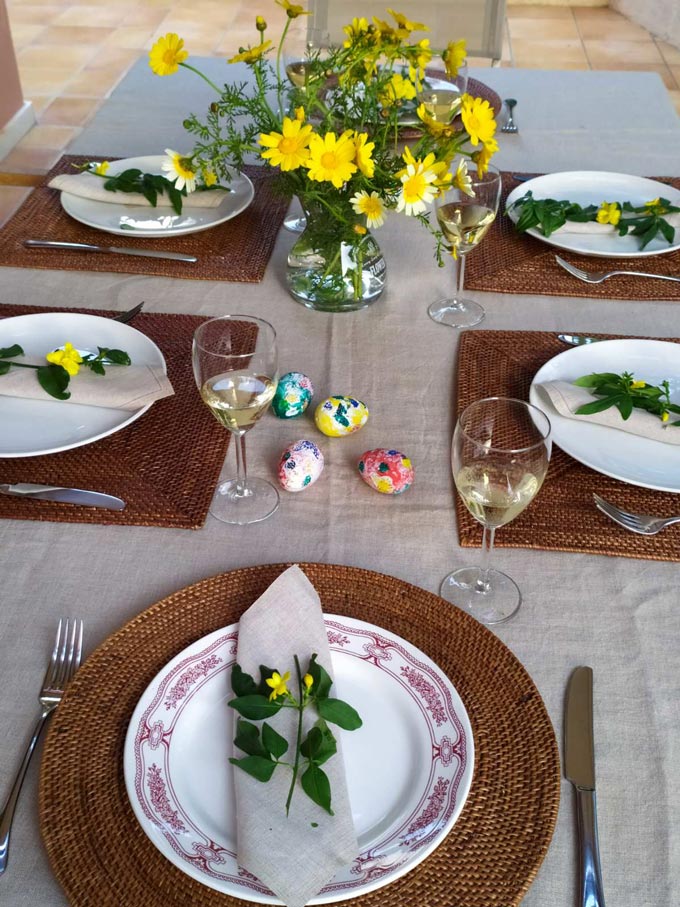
[272, 372, 314, 419]
[277, 439, 324, 492]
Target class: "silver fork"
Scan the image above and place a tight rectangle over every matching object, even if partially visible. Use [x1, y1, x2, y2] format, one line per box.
[593, 493, 680, 535]
[556, 255, 680, 285]
[0, 618, 83, 874]
[113, 300, 144, 323]
[501, 99, 518, 134]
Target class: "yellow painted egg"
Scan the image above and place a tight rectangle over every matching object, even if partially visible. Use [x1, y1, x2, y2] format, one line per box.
[314, 395, 369, 437]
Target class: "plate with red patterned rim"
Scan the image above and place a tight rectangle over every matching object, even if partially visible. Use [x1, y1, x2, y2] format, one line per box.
[123, 615, 474, 903]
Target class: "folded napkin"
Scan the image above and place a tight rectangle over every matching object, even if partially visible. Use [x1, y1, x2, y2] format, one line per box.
[233, 565, 358, 907]
[0, 358, 174, 410]
[48, 171, 230, 208]
[553, 212, 680, 235]
[536, 380, 680, 445]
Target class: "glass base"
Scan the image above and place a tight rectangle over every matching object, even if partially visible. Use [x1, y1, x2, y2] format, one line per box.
[439, 566, 521, 625]
[428, 297, 485, 328]
[210, 476, 280, 526]
[283, 214, 307, 234]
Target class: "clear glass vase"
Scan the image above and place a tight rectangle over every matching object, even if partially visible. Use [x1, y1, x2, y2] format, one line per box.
[286, 199, 387, 312]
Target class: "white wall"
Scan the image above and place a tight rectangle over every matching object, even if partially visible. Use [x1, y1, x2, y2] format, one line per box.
[610, 0, 680, 48]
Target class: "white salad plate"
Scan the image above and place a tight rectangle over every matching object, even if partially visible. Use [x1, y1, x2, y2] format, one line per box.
[506, 171, 680, 258]
[530, 339, 680, 493]
[60, 155, 254, 237]
[124, 615, 474, 903]
[0, 312, 165, 458]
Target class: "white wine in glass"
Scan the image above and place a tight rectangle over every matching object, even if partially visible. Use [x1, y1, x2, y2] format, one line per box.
[441, 397, 551, 624]
[193, 315, 279, 525]
[417, 88, 463, 122]
[429, 164, 502, 329]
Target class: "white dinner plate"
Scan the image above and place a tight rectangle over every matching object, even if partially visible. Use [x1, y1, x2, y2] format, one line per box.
[0, 312, 165, 458]
[530, 339, 680, 492]
[124, 616, 474, 903]
[60, 155, 255, 237]
[506, 171, 680, 258]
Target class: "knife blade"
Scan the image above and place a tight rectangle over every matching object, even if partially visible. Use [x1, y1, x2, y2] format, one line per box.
[0, 483, 126, 510]
[557, 333, 602, 346]
[23, 239, 197, 263]
[565, 666, 606, 907]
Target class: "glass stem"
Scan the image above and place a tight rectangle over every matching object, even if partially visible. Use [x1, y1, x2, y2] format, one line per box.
[456, 254, 467, 297]
[233, 431, 249, 497]
[476, 524, 496, 593]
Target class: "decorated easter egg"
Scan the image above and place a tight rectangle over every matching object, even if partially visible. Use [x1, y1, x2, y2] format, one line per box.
[314, 395, 369, 437]
[358, 449, 414, 495]
[272, 371, 314, 419]
[278, 439, 324, 492]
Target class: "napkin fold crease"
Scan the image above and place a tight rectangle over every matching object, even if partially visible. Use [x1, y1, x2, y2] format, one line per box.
[233, 565, 358, 907]
[537, 380, 680, 445]
[49, 171, 230, 208]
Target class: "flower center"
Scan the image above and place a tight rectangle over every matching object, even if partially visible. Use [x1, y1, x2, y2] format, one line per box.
[279, 137, 298, 154]
[404, 173, 426, 201]
[163, 49, 177, 65]
[321, 151, 338, 169]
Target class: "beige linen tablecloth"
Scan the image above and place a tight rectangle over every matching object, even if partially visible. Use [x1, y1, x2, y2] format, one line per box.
[0, 62, 679, 907]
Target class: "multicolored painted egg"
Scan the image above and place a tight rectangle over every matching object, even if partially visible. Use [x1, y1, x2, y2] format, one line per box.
[314, 395, 369, 437]
[277, 439, 324, 492]
[272, 372, 314, 419]
[358, 449, 414, 495]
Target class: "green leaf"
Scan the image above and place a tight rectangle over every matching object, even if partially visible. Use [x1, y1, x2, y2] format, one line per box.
[229, 755, 276, 782]
[88, 360, 106, 375]
[262, 722, 288, 758]
[575, 394, 623, 415]
[37, 364, 71, 400]
[0, 344, 24, 358]
[300, 763, 333, 814]
[573, 372, 620, 387]
[0, 362, 10, 375]
[229, 694, 283, 720]
[101, 348, 131, 366]
[307, 653, 332, 700]
[317, 697, 363, 730]
[168, 185, 184, 216]
[257, 664, 281, 697]
[231, 663, 258, 697]
[616, 396, 634, 420]
[234, 718, 268, 757]
[300, 721, 337, 765]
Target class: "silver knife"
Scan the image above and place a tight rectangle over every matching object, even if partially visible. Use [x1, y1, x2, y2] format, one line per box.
[557, 333, 602, 346]
[23, 239, 197, 263]
[565, 666, 606, 907]
[0, 483, 126, 510]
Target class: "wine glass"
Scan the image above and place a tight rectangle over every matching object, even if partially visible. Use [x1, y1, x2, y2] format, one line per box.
[416, 61, 468, 123]
[441, 397, 551, 625]
[192, 315, 279, 525]
[428, 163, 502, 328]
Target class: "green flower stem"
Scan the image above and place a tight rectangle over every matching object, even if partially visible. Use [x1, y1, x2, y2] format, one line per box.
[179, 62, 222, 95]
[275, 17, 292, 121]
[0, 361, 39, 369]
[285, 654, 306, 816]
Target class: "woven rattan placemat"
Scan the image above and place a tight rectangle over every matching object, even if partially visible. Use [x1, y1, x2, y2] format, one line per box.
[39, 562, 560, 907]
[464, 173, 680, 300]
[456, 330, 680, 561]
[0, 155, 288, 282]
[0, 303, 230, 529]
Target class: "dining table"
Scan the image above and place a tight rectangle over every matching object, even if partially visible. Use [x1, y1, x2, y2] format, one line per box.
[0, 57, 679, 907]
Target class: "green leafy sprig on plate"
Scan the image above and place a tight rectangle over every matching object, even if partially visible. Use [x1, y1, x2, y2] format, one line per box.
[508, 192, 680, 250]
[0, 342, 131, 400]
[574, 371, 680, 426]
[79, 164, 188, 216]
[229, 654, 362, 816]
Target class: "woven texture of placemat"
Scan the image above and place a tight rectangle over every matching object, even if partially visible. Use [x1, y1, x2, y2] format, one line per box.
[0, 303, 231, 529]
[455, 330, 680, 561]
[464, 173, 680, 300]
[0, 155, 288, 282]
[39, 562, 560, 907]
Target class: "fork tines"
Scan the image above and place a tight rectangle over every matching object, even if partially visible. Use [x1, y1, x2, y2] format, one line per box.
[44, 619, 83, 692]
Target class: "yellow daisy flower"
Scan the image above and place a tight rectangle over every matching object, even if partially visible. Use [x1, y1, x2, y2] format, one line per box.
[596, 201, 621, 226]
[380, 72, 416, 107]
[473, 136, 499, 176]
[351, 190, 386, 228]
[46, 342, 83, 376]
[161, 149, 197, 192]
[259, 117, 313, 171]
[409, 38, 433, 85]
[442, 39, 467, 79]
[396, 159, 439, 216]
[460, 94, 497, 146]
[90, 161, 109, 176]
[452, 159, 474, 196]
[228, 40, 272, 65]
[305, 131, 358, 188]
[276, 0, 310, 19]
[343, 16, 369, 46]
[265, 670, 290, 701]
[149, 33, 188, 77]
[416, 103, 457, 138]
[388, 8, 428, 35]
[354, 132, 375, 178]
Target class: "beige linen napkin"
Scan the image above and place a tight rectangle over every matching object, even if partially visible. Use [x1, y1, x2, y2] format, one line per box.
[536, 380, 680, 445]
[48, 171, 230, 208]
[553, 213, 680, 235]
[233, 565, 358, 907]
[0, 358, 174, 410]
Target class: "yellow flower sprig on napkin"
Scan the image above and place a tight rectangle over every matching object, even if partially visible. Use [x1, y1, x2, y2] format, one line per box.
[229, 654, 362, 816]
[0, 342, 131, 400]
[574, 371, 680, 425]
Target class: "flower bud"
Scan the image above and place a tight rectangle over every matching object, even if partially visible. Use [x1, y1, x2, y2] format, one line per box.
[256, 15, 267, 31]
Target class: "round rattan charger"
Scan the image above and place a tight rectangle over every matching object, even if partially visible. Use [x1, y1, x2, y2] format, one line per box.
[39, 563, 560, 907]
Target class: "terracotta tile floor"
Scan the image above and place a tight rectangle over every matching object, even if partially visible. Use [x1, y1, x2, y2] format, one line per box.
[1, 1, 680, 192]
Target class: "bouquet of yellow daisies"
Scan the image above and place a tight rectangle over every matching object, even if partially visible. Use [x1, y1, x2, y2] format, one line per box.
[149, 3, 499, 309]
